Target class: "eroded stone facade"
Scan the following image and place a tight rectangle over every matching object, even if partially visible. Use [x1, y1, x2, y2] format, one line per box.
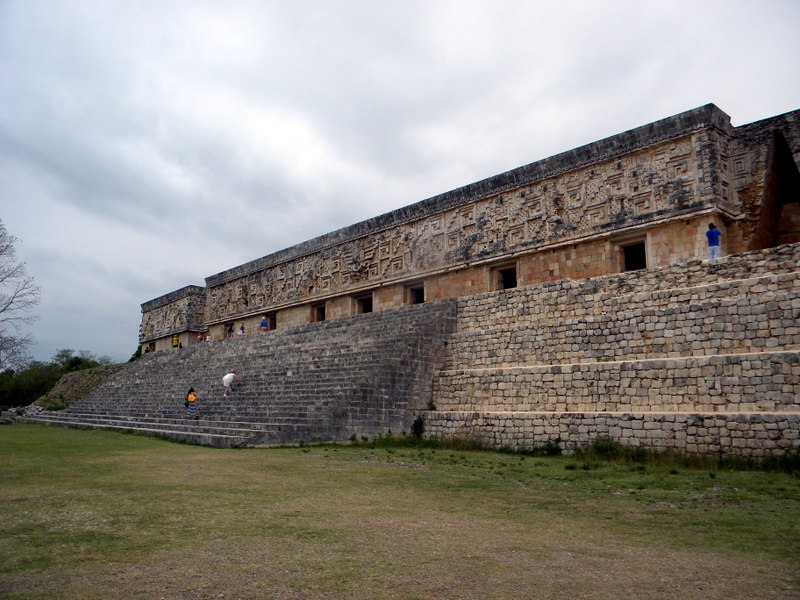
[140, 104, 800, 349]
[140, 286, 206, 352]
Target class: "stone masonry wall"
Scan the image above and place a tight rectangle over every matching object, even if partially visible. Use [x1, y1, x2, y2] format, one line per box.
[441, 271, 798, 371]
[422, 242, 800, 457]
[424, 412, 799, 458]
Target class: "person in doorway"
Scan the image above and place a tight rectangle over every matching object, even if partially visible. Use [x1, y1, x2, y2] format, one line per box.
[238, 324, 245, 335]
[185, 387, 199, 419]
[260, 316, 269, 331]
[706, 223, 722, 259]
[227, 324, 234, 338]
[222, 371, 241, 397]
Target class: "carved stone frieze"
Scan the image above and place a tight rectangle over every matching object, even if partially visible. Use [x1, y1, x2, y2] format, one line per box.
[139, 104, 800, 346]
[140, 286, 206, 343]
[204, 133, 724, 322]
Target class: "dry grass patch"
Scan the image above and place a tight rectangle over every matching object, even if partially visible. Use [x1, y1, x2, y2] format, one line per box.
[1, 425, 798, 599]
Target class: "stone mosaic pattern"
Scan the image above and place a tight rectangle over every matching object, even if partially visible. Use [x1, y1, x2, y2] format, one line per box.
[140, 105, 800, 346]
[140, 286, 206, 343]
[203, 132, 729, 323]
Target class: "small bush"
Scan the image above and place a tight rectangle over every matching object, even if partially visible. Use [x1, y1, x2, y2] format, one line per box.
[581, 436, 625, 460]
[411, 416, 425, 438]
[503, 438, 562, 457]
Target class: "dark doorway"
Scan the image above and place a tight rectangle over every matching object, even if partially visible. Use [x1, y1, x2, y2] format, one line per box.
[622, 242, 647, 271]
[357, 295, 373, 314]
[313, 304, 326, 322]
[498, 266, 517, 289]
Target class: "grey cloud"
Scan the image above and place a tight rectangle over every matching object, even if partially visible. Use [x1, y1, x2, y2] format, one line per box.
[1, 0, 798, 363]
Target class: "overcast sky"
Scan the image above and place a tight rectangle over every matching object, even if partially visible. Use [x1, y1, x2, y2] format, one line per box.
[1, 0, 799, 364]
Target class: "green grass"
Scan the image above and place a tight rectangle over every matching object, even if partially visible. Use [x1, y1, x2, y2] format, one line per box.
[1, 424, 799, 600]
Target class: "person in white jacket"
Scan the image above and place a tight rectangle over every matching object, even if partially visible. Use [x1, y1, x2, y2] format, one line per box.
[222, 371, 241, 397]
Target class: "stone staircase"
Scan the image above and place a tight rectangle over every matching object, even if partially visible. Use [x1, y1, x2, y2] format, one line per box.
[423, 243, 800, 457]
[21, 301, 456, 447]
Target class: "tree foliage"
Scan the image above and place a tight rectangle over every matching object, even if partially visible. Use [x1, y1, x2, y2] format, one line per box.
[0, 218, 40, 371]
[0, 348, 110, 410]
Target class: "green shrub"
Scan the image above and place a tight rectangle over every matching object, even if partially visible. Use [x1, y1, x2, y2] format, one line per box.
[411, 416, 425, 438]
[580, 436, 625, 460]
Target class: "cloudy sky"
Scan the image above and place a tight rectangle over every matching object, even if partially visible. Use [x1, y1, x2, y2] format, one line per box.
[1, 0, 799, 364]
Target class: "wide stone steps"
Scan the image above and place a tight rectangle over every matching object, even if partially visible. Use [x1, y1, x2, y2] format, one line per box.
[21, 413, 258, 448]
[48, 413, 331, 430]
[20, 411, 323, 448]
[23, 301, 456, 447]
[52, 401, 346, 425]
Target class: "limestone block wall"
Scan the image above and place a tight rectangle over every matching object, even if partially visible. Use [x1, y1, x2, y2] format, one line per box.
[423, 243, 800, 457]
[424, 413, 799, 458]
[434, 352, 799, 414]
[441, 271, 799, 371]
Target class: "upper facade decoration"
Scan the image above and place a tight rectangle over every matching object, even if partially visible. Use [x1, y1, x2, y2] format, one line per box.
[140, 104, 800, 346]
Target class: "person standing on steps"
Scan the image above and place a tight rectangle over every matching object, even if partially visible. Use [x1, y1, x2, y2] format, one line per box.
[706, 223, 722, 259]
[185, 387, 199, 419]
[222, 371, 241, 397]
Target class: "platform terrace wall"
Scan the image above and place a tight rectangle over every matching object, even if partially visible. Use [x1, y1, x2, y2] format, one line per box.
[421, 243, 800, 457]
[441, 272, 799, 371]
[421, 412, 799, 458]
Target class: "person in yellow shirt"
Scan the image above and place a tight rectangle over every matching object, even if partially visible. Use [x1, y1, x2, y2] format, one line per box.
[185, 387, 198, 420]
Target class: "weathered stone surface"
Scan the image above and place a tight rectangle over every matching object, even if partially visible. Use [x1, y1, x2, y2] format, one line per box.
[38, 104, 800, 456]
[24, 301, 458, 446]
[139, 104, 800, 347]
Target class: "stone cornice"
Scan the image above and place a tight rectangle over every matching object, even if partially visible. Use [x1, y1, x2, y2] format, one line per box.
[141, 285, 205, 312]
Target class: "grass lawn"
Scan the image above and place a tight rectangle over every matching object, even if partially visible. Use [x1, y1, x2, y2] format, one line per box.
[1, 423, 798, 599]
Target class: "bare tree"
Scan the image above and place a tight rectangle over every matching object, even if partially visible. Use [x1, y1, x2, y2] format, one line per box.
[0, 219, 40, 370]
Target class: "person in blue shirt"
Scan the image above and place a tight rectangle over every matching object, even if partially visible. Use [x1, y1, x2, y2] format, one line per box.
[706, 223, 722, 259]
